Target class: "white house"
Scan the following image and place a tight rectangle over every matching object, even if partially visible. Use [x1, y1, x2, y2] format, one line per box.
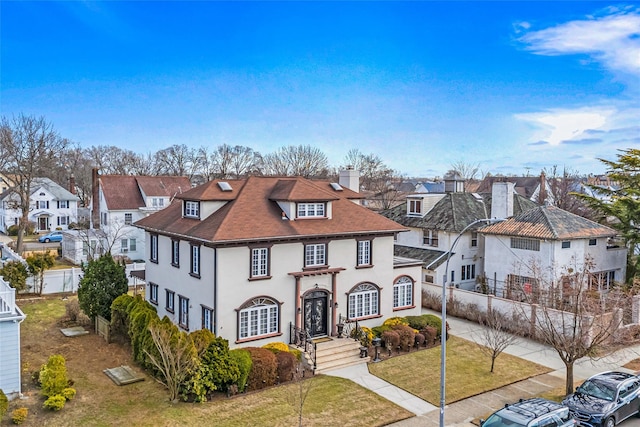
[481, 205, 628, 298]
[134, 175, 422, 350]
[0, 177, 80, 234]
[381, 179, 538, 291]
[0, 277, 26, 400]
[89, 171, 191, 262]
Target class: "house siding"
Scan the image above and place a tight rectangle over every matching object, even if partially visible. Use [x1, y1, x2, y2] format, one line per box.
[0, 318, 23, 398]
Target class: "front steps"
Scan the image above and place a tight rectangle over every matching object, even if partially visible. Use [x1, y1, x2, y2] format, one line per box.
[311, 337, 370, 374]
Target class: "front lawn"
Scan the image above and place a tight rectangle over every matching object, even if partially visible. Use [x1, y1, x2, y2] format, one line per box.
[12, 297, 413, 427]
[368, 335, 551, 404]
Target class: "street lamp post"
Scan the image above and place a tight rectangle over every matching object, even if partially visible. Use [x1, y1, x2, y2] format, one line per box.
[439, 218, 503, 427]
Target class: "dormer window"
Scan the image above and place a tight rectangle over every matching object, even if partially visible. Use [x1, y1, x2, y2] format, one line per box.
[152, 198, 165, 207]
[184, 200, 200, 218]
[408, 199, 422, 215]
[297, 202, 325, 218]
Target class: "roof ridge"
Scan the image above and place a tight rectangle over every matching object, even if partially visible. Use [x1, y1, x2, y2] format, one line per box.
[539, 206, 559, 238]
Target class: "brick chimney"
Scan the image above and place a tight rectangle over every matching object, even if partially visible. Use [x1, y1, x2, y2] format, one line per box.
[91, 168, 100, 229]
[69, 174, 76, 195]
[538, 172, 547, 205]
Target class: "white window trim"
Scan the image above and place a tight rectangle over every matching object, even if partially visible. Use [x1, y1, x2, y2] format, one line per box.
[238, 298, 279, 339]
[357, 240, 371, 266]
[297, 202, 325, 218]
[184, 200, 200, 218]
[305, 243, 326, 267]
[251, 247, 269, 277]
[393, 276, 413, 308]
[348, 283, 379, 319]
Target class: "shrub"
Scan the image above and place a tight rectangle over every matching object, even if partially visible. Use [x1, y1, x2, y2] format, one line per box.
[110, 294, 137, 340]
[0, 261, 29, 292]
[275, 351, 298, 383]
[371, 325, 392, 338]
[405, 315, 431, 330]
[381, 330, 400, 352]
[262, 342, 290, 354]
[43, 394, 66, 411]
[415, 333, 426, 347]
[392, 324, 416, 351]
[230, 349, 252, 393]
[245, 347, 278, 391]
[62, 387, 76, 400]
[422, 326, 437, 344]
[186, 336, 240, 401]
[11, 407, 28, 424]
[39, 355, 69, 398]
[422, 290, 441, 311]
[382, 317, 409, 327]
[6, 225, 18, 236]
[189, 328, 216, 356]
[289, 348, 302, 361]
[0, 389, 8, 418]
[77, 253, 128, 321]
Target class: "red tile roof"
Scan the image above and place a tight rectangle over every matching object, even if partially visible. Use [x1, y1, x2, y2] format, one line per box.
[135, 176, 406, 244]
[100, 175, 191, 210]
[480, 205, 616, 240]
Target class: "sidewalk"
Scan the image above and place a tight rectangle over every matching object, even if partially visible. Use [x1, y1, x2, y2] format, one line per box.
[325, 309, 640, 427]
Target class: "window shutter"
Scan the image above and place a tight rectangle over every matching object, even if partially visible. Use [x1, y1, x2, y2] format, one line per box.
[57, 217, 60, 226]
[57, 201, 60, 209]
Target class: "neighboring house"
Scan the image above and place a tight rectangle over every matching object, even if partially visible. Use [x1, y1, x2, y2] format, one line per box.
[0, 177, 80, 233]
[134, 175, 422, 348]
[481, 205, 627, 298]
[0, 277, 26, 400]
[89, 172, 191, 262]
[472, 173, 555, 205]
[381, 179, 537, 291]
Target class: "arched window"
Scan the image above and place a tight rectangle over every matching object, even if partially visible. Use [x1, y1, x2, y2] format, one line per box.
[348, 283, 379, 319]
[238, 297, 279, 340]
[393, 276, 413, 308]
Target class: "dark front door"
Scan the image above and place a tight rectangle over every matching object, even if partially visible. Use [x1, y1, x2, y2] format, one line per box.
[304, 291, 328, 337]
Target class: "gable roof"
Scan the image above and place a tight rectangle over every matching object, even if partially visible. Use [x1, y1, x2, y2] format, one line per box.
[100, 175, 191, 210]
[381, 192, 537, 233]
[135, 176, 406, 245]
[475, 176, 543, 199]
[31, 177, 80, 201]
[480, 205, 617, 240]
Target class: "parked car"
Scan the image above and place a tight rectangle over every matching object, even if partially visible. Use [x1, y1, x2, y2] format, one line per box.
[481, 397, 577, 427]
[38, 231, 63, 243]
[562, 371, 640, 427]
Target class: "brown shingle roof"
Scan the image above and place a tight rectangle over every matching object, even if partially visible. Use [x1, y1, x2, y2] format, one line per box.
[480, 206, 616, 240]
[101, 175, 191, 210]
[135, 176, 191, 198]
[135, 176, 406, 244]
[100, 176, 144, 210]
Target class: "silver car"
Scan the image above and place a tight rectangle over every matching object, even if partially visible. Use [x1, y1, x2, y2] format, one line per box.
[481, 397, 577, 427]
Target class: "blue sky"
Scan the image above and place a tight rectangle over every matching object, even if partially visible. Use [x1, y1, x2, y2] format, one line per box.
[1, 1, 638, 178]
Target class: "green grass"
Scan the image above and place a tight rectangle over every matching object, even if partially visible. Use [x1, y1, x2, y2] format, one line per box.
[369, 336, 551, 404]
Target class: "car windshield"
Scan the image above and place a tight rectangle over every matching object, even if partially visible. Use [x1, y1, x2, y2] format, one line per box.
[578, 379, 616, 401]
[483, 413, 526, 427]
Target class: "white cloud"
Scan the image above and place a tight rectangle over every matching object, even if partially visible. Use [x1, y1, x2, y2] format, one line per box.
[515, 108, 613, 146]
[518, 7, 640, 75]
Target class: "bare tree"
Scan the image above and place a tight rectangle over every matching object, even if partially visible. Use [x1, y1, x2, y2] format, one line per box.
[145, 322, 198, 402]
[449, 161, 480, 181]
[543, 165, 594, 218]
[472, 310, 519, 373]
[210, 144, 261, 179]
[153, 144, 200, 179]
[286, 367, 316, 427]
[514, 256, 625, 395]
[368, 170, 406, 211]
[0, 115, 68, 253]
[261, 145, 329, 178]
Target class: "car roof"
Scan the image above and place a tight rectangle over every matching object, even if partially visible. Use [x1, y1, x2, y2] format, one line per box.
[496, 398, 566, 424]
[586, 371, 637, 387]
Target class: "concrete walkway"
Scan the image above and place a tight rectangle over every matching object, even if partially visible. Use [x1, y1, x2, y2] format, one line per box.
[324, 309, 640, 427]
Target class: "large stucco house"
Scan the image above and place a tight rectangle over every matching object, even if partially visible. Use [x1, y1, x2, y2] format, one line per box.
[134, 174, 422, 351]
[0, 177, 80, 234]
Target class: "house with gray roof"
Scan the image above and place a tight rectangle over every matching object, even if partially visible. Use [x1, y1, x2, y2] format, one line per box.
[381, 180, 537, 291]
[0, 177, 80, 234]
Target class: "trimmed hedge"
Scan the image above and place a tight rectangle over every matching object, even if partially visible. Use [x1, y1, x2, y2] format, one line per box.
[230, 349, 252, 393]
[275, 351, 298, 382]
[245, 347, 278, 391]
